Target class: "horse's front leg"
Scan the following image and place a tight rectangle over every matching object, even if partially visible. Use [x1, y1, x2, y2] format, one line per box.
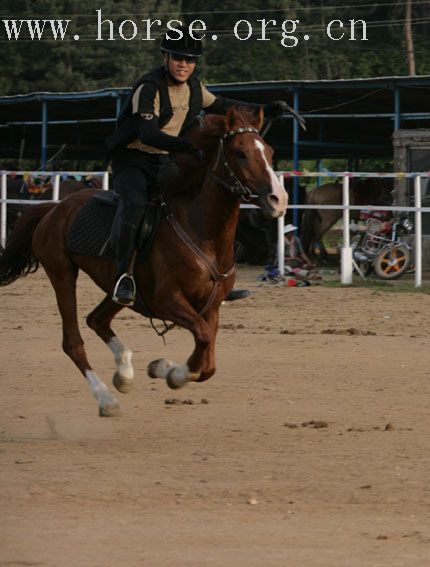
[148, 297, 219, 390]
[195, 308, 219, 382]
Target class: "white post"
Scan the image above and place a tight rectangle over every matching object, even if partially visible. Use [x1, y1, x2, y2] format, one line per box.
[414, 176, 422, 288]
[341, 175, 353, 284]
[102, 171, 109, 191]
[52, 174, 60, 201]
[1, 172, 7, 248]
[277, 216, 285, 276]
[277, 173, 285, 275]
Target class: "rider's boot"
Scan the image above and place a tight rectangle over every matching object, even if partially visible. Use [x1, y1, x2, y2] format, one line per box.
[112, 221, 138, 306]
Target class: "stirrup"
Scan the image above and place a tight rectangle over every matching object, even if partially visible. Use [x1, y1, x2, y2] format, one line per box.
[112, 273, 136, 306]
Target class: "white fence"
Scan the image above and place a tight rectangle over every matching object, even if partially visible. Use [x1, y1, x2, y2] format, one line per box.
[1, 170, 430, 287]
[0, 171, 109, 247]
[283, 172, 430, 287]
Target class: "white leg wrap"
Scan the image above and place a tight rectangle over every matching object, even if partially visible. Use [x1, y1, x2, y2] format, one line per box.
[152, 359, 175, 379]
[149, 359, 200, 387]
[85, 369, 119, 409]
[108, 337, 134, 381]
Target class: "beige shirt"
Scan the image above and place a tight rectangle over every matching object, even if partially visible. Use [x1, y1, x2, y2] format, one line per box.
[127, 80, 216, 154]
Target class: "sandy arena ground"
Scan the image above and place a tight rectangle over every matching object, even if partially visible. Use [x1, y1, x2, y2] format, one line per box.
[1, 265, 430, 566]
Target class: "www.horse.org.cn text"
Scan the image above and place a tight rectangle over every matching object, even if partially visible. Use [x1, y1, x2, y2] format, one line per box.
[2, 14, 369, 46]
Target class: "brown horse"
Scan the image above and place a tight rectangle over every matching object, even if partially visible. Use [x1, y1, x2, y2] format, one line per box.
[301, 178, 392, 261]
[0, 107, 287, 417]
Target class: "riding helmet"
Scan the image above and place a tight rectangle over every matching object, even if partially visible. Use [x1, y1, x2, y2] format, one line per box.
[161, 25, 203, 58]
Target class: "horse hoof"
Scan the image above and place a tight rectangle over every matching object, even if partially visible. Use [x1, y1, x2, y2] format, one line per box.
[99, 403, 122, 417]
[113, 371, 133, 394]
[148, 358, 173, 379]
[148, 360, 161, 378]
[166, 373, 183, 390]
[166, 368, 188, 390]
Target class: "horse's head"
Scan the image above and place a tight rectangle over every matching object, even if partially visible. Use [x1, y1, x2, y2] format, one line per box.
[218, 107, 288, 218]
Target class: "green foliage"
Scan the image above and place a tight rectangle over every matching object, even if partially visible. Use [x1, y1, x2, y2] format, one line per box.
[0, 0, 429, 94]
[0, 0, 181, 93]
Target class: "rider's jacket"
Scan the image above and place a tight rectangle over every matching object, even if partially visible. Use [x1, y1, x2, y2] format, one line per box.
[106, 66, 243, 156]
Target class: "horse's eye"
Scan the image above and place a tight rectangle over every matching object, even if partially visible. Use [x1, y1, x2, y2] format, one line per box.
[234, 149, 247, 160]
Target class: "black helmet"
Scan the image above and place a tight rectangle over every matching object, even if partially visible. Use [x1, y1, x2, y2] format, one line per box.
[161, 25, 203, 58]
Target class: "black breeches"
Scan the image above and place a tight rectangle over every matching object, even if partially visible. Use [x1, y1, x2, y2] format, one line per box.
[113, 153, 168, 228]
[114, 166, 153, 229]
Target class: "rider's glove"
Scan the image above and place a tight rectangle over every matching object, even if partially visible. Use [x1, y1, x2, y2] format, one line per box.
[264, 100, 291, 118]
[264, 100, 307, 131]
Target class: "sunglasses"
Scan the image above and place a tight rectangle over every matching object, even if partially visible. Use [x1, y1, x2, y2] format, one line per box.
[170, 53, 198, 64]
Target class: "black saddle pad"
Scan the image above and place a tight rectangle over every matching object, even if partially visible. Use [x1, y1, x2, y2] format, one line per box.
[67, 192, 161, 263]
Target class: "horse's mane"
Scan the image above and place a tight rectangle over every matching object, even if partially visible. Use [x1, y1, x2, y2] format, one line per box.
[161, 108, 258, 197]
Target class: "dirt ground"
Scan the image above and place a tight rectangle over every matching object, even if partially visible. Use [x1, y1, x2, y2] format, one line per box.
[1, 265, 430, 567]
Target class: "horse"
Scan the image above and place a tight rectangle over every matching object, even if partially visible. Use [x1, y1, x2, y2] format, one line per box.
[0, 107, 287, 417]
[301, 178, 393, 262]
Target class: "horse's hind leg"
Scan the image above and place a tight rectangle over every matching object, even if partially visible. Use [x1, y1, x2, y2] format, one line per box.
[86, 296, 135, 394]
[42, 264, 121, 417]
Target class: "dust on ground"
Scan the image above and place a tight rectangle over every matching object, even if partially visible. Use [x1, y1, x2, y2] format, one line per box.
[1, 266, 430, 566]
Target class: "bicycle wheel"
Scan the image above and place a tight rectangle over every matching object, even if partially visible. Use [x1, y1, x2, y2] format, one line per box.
[374, 244, 411, 280]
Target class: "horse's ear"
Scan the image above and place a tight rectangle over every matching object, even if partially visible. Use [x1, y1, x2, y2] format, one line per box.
[225, 106, 238, 131]
[253, 106, 265, 132]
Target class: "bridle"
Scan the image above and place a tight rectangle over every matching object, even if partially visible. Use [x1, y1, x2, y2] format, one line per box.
[209, 127, 260, 202]
[156, 125, 264, 336]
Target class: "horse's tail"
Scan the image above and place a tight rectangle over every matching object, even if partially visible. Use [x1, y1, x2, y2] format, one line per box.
[301, 208, 319, 254]
[0, 203, 55, 286]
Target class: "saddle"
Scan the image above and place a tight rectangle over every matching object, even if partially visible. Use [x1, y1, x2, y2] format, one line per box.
[67, 191, 162, 264]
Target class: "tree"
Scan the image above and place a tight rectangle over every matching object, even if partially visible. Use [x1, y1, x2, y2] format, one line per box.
[0, 0, 429, 95]
[405, 0, 416, 75]
[0, 0, 181, 93]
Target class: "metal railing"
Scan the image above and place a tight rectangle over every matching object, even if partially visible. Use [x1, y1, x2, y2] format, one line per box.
[2, 170, 430, 286]
[282, 172, 430, 287]
[0, 171, 109, 247]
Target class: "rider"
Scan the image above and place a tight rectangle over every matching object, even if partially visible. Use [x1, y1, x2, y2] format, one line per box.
[106, 25, 291, 306]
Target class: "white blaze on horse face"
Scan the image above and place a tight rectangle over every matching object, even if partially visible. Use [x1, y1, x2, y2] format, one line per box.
[255, 140, 288, 217]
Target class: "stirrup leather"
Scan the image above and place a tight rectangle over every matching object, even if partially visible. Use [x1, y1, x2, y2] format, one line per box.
[112, 273, 136, 305]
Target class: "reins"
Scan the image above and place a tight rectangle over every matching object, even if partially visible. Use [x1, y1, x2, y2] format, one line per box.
[209, 127, 260, 202]
[163, 204, 235, 320]
[165, 208, 235, 283]
[154, 126, 261, 338]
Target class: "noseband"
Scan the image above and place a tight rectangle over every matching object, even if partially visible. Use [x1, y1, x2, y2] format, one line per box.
[210, 127, 260, 202]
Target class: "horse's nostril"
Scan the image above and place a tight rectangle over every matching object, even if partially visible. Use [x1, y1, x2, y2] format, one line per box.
[268, 194, 280, 205]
